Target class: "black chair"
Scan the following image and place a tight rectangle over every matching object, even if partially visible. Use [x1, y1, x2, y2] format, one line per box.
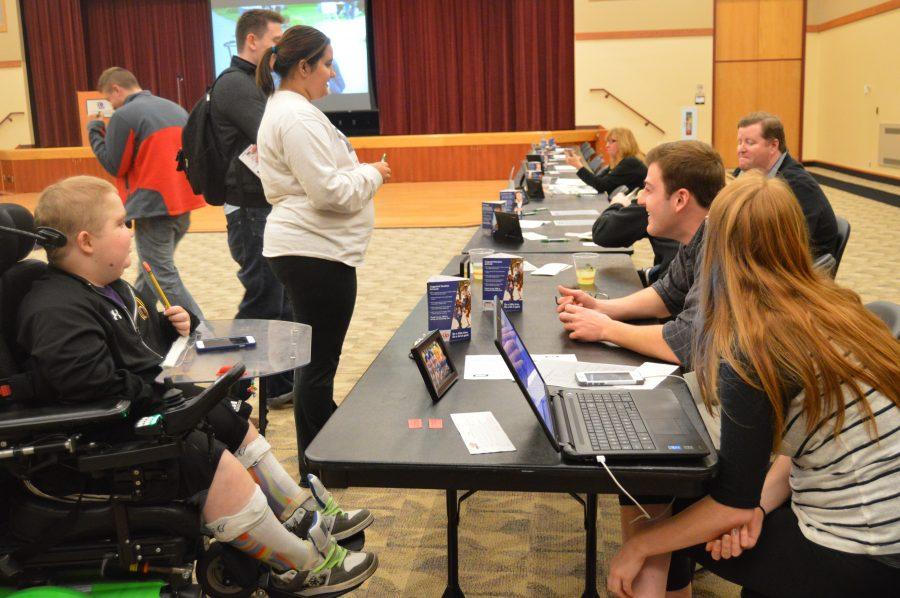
[588, 155, 604, 173]
[833, 216, 851, 274]
[580, 141, 595, 160]
[0, 204, 259, 598]
[866, 301, 900, 339]
[812, 253, 837, 278]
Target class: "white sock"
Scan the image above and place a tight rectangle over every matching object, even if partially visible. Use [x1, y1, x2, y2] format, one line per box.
[206, 486, 324, 572]
[235, 436, 313, 520]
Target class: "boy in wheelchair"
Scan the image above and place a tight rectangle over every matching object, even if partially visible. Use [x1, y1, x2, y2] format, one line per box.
[2, 176, 376, 596]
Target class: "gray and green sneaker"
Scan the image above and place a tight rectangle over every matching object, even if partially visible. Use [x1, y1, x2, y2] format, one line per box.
[307, 474, 374, 540]
[284, 475, 374, 542]
[271, 529, 378, 597]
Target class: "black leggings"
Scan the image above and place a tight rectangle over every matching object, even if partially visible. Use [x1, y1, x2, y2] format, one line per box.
[268, 255, 357, 475]
[667, 503, 900, 597]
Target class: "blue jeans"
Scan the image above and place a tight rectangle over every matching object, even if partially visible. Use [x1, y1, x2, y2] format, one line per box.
[134, 213, 204, 320]
[226, 206, 293, 397]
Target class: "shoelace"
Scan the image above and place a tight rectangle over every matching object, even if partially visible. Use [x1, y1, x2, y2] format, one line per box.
[320, 496, 346, 517]
[311, 539, 348, 574]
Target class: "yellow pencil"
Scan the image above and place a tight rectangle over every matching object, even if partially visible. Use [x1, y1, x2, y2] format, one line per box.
[142, 261, 171, 309]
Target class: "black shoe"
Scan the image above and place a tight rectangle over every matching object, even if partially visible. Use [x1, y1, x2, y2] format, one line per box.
[268, 391, 294, 409]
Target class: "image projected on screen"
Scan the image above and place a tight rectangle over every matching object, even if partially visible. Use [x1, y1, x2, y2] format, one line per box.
[210, 1, 372, 111]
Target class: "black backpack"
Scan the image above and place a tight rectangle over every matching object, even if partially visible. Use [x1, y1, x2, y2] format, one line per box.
[177, 70, 234, 206]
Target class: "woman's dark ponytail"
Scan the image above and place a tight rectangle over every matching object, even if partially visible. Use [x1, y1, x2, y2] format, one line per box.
[255, 25, 330, 96]
[256, 47, 277, 96]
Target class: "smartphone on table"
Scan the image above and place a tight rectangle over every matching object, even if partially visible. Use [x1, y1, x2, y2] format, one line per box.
[575, 370, 644, 387]
[195, 335, 256, 353]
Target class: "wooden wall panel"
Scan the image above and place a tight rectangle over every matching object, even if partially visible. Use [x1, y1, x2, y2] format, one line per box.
[756, 61, 803, 152]
[714, 60, 803, 168]
[713, 0, 805, 167]
[715, 0, 759, 60]
[713, 63, 759, 166]
[758, 0, 804, 59]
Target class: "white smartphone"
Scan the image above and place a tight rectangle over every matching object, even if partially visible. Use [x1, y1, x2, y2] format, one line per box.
[575, 370, 644, 387]
[195, 335, 256, 353]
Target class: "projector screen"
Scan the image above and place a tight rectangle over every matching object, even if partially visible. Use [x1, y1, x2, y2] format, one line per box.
[210, 1, 374, 112]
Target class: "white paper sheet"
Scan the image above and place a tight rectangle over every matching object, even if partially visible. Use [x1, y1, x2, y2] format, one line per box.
[519, 220, 547, 229]
[451, 412, 516, 454]
[552, 164, 577, 173]
[530, 263, 572, 276]
[161, 335, 190, 368]
[550, 210, 600, 216]
[523, 260, 538, 272]
[465, 354, 578, 380]
[564, 231, 593, 240]
[238, 144, 261, 177]
[554, 177, 587, 187]
[553, 219, 597, 226]
[582, 242, 599, 247]
[522, 232, 548, 241]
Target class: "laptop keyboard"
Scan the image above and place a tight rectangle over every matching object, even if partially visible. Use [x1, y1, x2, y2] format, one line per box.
[575, 391, 655, 452]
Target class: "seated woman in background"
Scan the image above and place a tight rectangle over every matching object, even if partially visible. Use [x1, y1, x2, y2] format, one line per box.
[568, 127, 678, 283]
[566, 126, 647, 194]
[607, 172, 900, 598]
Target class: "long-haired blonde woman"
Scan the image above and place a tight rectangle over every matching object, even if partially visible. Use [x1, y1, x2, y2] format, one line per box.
[606, 172, 900, 598]
[566, 127, 647, 193]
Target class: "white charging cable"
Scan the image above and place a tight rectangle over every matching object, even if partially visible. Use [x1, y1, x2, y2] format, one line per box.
[594, 374, 688, 524]
[596, 454, 651, 521]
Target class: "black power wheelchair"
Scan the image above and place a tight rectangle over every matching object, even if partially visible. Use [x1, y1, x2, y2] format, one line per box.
[0, 204, 355, 598]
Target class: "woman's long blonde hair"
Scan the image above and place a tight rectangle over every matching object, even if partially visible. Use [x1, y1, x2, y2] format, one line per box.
[607, 127, 645, 169]
[692, 172, 899, 450]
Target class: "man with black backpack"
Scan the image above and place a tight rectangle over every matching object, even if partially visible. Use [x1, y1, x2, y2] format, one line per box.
[209, 9, 294, 407]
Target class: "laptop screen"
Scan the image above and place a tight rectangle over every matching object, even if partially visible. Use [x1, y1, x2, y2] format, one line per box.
[495, 307, 556, 439]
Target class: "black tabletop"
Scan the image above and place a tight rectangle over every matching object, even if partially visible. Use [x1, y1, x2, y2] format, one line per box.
[307, 253, 717, 496]
[462, 193, 632, 255]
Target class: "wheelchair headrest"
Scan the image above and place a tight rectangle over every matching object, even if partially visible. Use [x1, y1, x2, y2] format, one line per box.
[0, 204, 37, 273]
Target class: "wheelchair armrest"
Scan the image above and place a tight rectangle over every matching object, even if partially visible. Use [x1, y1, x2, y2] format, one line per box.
[160, 363, 246, 436]
[0, 399, 130, 439]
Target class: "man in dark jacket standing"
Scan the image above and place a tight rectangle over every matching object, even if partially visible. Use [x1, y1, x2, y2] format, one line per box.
[211, 9, 293, 405]
[735, 112, 839, 259]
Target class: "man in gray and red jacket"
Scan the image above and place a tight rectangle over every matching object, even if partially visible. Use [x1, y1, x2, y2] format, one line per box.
[88, 67, 206, 318]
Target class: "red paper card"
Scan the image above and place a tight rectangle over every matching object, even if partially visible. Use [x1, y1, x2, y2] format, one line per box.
[408, 418, 423, 429]
[428, 418, 444, 429]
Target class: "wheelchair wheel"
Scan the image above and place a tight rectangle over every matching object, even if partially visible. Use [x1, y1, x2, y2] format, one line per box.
[196, 542, 256, 598]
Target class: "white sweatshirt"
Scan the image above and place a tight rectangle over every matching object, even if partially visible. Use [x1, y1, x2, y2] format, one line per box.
[257, 90, 382, 267]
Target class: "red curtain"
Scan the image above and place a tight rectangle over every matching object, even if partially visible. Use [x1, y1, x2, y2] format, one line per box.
[372, 0, 574, 135]
[81, 0, 213, 111]
[21, 0, 213, 148]
[21, 0, 89, 148]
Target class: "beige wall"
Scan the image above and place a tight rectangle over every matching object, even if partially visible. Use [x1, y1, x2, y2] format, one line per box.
[575, 0, 712, 31]
[807, 0, 888, 25]
[803, 8, 900, 174]
[574, 1, 713, 152]
[0, 0, 34, 149]
[575, 36, 713, 151]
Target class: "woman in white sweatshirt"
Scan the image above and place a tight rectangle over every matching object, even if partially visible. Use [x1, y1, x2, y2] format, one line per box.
[255, 25, 391, 475]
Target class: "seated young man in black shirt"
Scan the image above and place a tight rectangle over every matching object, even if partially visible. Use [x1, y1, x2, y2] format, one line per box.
[17, 176, 377, 596]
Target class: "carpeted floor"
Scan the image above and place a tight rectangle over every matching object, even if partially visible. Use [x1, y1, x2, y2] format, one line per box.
[29, 181, 899, 596]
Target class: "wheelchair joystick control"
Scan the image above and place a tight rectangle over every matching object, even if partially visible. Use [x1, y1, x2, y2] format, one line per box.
[162, 387, 185, 409]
